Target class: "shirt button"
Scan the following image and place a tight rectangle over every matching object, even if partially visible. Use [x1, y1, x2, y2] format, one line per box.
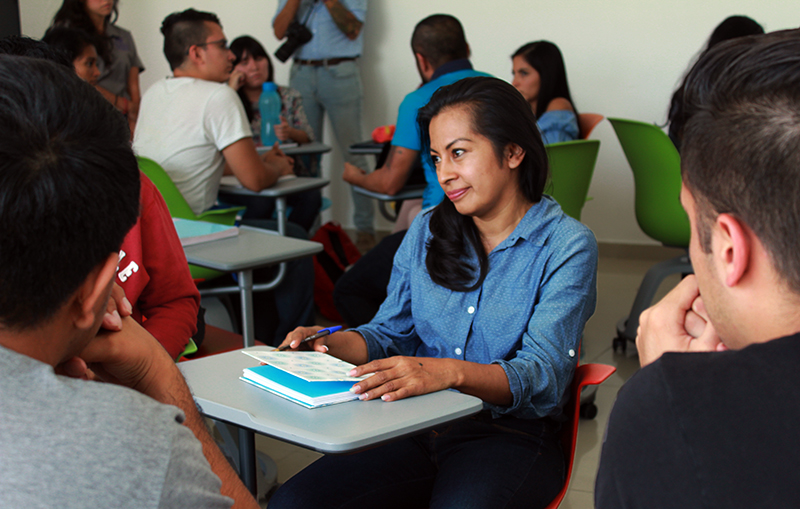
[467, 306, 475, 314]
[455, 347, 462, 355]
[568, 349, 575, 358]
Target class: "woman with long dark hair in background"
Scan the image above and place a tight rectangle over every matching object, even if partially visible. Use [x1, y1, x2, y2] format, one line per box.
[512, 40, 580, 143]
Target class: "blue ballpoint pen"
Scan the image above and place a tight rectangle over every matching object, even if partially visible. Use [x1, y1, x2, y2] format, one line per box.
[276, 325, 343, 351]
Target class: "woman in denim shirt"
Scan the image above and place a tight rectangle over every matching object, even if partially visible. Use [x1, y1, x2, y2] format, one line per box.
[273, 77, 598, 509]
[512, 41, 580, 144]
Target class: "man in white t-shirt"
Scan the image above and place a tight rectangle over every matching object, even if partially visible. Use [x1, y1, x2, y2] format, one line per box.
[134, 8, 293, 214]
[134, 9, 315, 345]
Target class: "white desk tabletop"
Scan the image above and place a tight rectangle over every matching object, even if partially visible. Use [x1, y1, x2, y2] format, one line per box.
[183, 226, 322, 272]
[352, 184, 426, 202]
[218, 176, 330, 198]
[256, 141, 331, 157]
[180, 347, 484, 453]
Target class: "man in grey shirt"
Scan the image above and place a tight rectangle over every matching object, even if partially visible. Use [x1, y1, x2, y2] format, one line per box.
[0, 54, 257, 509]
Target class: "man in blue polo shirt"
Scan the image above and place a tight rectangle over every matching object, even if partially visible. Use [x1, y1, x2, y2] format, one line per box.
[333, 15, 492, 327]
[342, 14, 491, 211]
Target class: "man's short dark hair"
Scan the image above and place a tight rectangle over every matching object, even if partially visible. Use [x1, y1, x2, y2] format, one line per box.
[680, 29, 800, 292]
[411, 14, 468, 70]
[0, 56, 140, 330]
[160, 8, 221, 71]
[0, 35, 71, 68]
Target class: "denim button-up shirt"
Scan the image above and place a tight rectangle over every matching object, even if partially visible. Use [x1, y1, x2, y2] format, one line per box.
[355, 196, 598, 419]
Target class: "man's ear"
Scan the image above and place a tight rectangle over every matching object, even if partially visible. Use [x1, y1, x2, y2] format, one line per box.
[415, 53, 432, 78]
[74, 253, 119, 331]
[505, 143, 526, 170]
[714, 213, 751, 288]
[186, 44, 204, 67]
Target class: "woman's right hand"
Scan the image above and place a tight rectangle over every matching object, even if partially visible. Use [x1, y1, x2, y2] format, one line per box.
[228, 69, 246, 90]
[278, 325, 330, 352]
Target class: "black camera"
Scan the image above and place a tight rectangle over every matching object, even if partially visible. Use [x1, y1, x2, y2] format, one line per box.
[275, 21, 313, 62]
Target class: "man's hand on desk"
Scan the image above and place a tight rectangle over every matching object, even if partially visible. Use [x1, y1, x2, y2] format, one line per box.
[262, 142, 295, 178]
[343, 162, 367, 186]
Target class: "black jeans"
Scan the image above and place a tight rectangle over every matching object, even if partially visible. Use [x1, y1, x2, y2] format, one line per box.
[333, 230, 407, 327]
[269, 412, 565, 509]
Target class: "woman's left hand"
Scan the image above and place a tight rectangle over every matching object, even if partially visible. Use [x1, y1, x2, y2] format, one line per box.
[348, 356, 456, 402]
[274, 116, 291, 141]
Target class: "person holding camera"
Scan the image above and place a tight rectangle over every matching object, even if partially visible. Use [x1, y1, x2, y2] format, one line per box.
[273, 0, 376, 251]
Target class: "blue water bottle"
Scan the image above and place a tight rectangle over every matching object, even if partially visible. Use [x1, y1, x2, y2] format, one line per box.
[259, 82, 281, 146]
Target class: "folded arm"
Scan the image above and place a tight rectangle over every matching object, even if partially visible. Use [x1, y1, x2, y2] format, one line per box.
[343, 145, 418, 195]
[222, 139, 294, 191]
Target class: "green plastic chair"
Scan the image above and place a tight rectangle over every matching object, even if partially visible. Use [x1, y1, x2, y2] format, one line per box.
[607, 118, 693, 352]
[137, 156, 245, 282]
[544, 139, 600, 221]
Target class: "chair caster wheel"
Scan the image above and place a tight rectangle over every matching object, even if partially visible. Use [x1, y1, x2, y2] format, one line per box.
[580, 403, 598, 420]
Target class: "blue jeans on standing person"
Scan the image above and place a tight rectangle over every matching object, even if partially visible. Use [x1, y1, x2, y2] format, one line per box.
[290, 60, 374, 235]
[268, 412, 565, 509]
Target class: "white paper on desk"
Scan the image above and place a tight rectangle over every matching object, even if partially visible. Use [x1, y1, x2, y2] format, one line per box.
[242, 351, 370, 382]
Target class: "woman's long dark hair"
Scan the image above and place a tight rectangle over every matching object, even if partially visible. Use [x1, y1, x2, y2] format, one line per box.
[230, 36, 274, 124]
[418, 77, 549, 292]
[667, 16, 764, 150]
[512, 41, 576, 120]
[51, 0, 118, 66]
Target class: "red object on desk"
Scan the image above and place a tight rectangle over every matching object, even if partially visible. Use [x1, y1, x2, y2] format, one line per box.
[371, 125, 395, 143]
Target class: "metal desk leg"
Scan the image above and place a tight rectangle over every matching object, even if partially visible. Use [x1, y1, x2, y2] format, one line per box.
[238, 428, 257, 496]
[238, 270, 255, 348]
[275, 197, 286, 236]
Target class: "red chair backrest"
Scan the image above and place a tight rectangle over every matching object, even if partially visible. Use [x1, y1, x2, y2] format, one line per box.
[578, 113, 604, 140]
[545, 363, 616, 509]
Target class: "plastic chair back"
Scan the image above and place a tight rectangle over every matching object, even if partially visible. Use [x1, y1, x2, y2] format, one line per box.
[136, 156, 242, 281]
[137, 156, 245, 225]
[545, 363, 616, 509]
[607, 118, 690, 247]
[578, 113, 604, 139]
[545, 140, 600, 221]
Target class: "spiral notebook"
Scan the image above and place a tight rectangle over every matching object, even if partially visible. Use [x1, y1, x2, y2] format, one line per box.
[240, 351, 370, 409]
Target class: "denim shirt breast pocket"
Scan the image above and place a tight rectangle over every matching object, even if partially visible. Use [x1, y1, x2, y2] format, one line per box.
[469, 284, 536, 362]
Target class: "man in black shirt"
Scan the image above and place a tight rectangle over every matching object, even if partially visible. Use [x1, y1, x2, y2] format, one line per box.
[596, 30, 800, 508]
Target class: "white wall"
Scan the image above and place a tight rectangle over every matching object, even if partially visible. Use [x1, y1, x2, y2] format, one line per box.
[20, 1, 800, 243]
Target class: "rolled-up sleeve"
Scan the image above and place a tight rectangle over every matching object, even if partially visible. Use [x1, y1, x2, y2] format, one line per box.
[490, 224, 598, 419]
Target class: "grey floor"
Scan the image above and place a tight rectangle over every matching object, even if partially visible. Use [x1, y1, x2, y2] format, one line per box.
[236, 243, 685, 508]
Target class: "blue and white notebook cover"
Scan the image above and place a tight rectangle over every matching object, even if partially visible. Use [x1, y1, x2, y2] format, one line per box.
[172, 218, 238, 246]
[241, 351, 370, 409]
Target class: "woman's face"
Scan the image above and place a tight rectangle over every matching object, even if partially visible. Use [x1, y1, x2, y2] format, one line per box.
[83, 0, 114, 19]
[429, 106, 524, 219]
[512, 55, 541, 106]
[234, 50, 270, 90]
[73, 44, 100, 85]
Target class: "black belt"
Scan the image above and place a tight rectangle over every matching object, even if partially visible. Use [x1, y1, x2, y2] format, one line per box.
[294, 57, 358, 66]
